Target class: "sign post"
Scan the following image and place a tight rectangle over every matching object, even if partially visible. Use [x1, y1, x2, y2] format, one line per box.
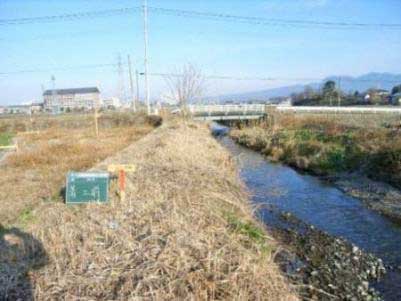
[118, 169, 126, 202]
[108, 164, 136, 202]
[66, 172, 109, 204]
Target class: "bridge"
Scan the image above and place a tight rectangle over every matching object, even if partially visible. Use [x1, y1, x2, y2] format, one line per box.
[185, 104, 401, 121]
[188, 104, 267, 121]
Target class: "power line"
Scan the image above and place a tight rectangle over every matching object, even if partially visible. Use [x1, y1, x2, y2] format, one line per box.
[147, 7, 401, 30]
[1, 6, 401, 30]
[1, 64, 399, 86]
[1, 66, 400, 85]
[145, 72, 401, 84]
[0, 7, 140, 26]
[0, 63, 398, 85]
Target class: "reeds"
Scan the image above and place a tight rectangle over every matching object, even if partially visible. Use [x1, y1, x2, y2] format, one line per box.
[231, 112, 401, 186]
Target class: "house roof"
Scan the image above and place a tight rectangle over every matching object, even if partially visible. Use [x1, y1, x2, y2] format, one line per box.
[43, 87, 100, 96]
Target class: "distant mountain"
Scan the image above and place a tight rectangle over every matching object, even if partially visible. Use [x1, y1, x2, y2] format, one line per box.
[214, 73, 401, 103]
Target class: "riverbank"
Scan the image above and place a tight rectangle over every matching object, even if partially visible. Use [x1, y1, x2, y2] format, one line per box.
[230, 116, 401, 223]
[2, 121, 296, 300]
[328, 174, 401, 224]
[216, 128, 395, 300]
[273, 210, 385, 301]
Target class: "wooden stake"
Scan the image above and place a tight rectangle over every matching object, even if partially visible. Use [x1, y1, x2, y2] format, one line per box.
[94, 108, 99, 138]
[118, 169, 126, 202]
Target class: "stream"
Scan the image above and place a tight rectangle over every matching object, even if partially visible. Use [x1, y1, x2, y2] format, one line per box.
[213, 124, 401, 300]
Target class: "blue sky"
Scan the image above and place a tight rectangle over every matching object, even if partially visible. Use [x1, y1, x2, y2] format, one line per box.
[1, 0, 401, 105]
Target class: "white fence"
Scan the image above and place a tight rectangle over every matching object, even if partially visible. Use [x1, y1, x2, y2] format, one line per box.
[276, 106, 401, 115]
[188, 104, 266, 114]
[187, 104, 266, 121]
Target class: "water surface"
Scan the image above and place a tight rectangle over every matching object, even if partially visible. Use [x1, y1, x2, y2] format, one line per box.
[214, 125, 401, 300]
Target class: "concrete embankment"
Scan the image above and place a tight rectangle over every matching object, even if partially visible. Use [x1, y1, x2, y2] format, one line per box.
[23, 122, 296, 300]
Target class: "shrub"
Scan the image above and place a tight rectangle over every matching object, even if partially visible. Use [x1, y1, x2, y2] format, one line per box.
[146, 115, 163, 127]
[296, 141, 322, 157]
[367, 148, 401, 189]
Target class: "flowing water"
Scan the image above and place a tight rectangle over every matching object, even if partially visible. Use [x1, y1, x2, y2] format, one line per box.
[213, 124, 401, 300]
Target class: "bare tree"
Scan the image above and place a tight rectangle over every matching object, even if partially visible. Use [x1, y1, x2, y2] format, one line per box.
[164, 64, 204, 116]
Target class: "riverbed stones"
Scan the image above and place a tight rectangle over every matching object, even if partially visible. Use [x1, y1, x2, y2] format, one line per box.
[334, 174, 401, 224]
[273, 211, 385, 300]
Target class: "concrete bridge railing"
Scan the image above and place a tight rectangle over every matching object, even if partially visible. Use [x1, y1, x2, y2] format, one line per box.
[185, 103, 401, 121]
[188, 104, 266, 121]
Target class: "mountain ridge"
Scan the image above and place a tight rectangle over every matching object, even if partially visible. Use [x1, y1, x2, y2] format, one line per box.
[213, 72, 401, 103]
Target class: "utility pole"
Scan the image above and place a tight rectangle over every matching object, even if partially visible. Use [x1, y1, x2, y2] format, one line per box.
[143, 0, 151, 114]
[51, 75, 57, 113]
[40, 84, 45, 112]
[94, 108, 99, 138]
[127, 55, 136, 112]
[135, 69, 140, 109]
[117, 54, 126, 105]
[337, 76, 342, 106]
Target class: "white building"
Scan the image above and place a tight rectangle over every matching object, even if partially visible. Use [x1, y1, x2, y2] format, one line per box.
[4, 105, 31, 115]
[43, 87, 101, 111]
[102, 97, 121, 109]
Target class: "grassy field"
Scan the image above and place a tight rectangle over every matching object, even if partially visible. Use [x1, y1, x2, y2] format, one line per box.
[231, 112, 401, 189]
[0, 132, 12, 146]
[1, 119, 296, 300]
[0, 112, 158, 227]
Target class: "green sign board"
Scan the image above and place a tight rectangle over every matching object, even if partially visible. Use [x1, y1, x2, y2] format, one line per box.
[66, 172, 109, 204]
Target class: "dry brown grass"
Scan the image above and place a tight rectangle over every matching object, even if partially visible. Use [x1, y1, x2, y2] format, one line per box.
[232, 112, 401, 187]
[0, 113, 154, 227]
[272, 111, 401, 130]
[2, 121, 297, 300]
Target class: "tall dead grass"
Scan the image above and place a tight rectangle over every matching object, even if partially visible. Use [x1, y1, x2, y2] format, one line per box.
[0, 114, 154, 227]
[272, 111, 401, 130]
[22, 121, 297, 300]
[231, 112, 401, 187]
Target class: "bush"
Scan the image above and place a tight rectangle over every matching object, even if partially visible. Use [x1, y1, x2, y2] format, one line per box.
[367, 148, 401, 189]
[145, 115, 163, 127]
[296, 141, 322, 157]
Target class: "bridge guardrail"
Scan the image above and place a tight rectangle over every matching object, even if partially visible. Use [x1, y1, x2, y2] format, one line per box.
[188, 104, 266, 114]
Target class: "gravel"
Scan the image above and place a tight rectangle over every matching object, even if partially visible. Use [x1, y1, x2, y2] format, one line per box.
[272, 211, 386, 301]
